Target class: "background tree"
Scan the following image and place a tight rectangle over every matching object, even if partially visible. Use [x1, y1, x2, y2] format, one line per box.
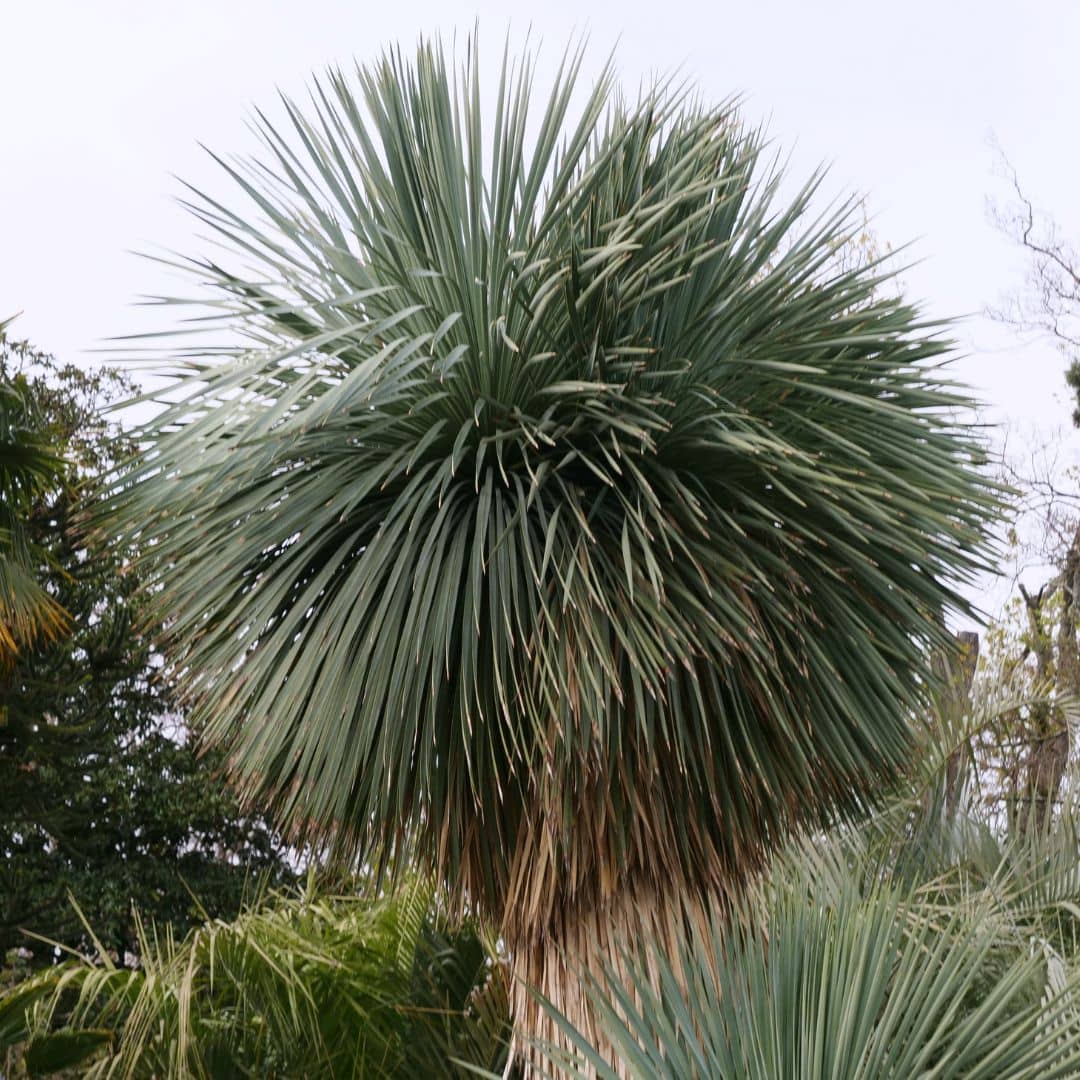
[988, 148, 1080, 424]
[983, 151, 1080, 833]
[100, 38, 1000, 1059]
[0, 333, 294, 969]
[969, 524, 1080, 836]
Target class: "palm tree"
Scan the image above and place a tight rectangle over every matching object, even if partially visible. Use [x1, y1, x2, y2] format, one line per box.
[0, 319, 68, 668]
[100, 37, 1000, 1054]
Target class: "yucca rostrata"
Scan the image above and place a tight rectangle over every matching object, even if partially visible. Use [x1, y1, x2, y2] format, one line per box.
[100, 37, 999, 1065]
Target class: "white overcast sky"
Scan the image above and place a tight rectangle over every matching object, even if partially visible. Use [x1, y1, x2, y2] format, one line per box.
[3, 0, 1079, 615]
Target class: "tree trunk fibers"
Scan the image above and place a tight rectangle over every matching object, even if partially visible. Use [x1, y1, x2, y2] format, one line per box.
[505, 884, 721, 1077]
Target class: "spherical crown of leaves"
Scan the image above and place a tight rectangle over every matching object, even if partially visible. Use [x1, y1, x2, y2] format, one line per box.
[106, 38, 999, 923]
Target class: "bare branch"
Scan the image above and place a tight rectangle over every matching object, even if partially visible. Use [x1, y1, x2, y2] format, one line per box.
[987, 143, 1080, 411]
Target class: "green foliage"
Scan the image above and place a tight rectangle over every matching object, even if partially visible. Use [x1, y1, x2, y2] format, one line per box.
[0, 318, 68, 665]
[0, 338, 293, 968]
[24, 1029, 112, 1076]
[99, 36, 1000, 956]
[0, 883, 511, 1078]
[540, 858, 1080, 1080]
[10, 668, 1080, 1077]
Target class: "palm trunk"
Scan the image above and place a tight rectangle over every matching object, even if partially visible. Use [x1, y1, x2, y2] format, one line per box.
[505, 883, 721, 1077]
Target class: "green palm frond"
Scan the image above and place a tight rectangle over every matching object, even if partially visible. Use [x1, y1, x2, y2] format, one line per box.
[537, 863, 1080, 1080]
[0, 353, 69, 663]
[96, 33, 1002, 1046]
[0, 546, 67, 663]
[0, 884, 510, 1078]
